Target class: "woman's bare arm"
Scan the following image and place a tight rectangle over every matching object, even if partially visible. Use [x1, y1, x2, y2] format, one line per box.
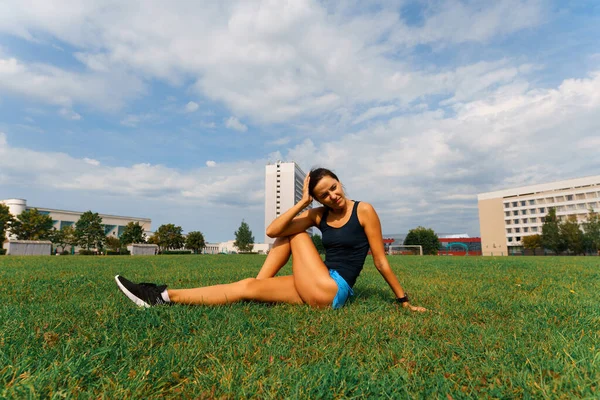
[359, 202, 427, 312]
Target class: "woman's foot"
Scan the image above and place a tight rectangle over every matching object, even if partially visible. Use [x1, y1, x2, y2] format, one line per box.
[115, 275, 170, 307]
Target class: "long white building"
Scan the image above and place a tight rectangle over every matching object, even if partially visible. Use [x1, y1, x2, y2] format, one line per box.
[477, 175, 600, 256]
[264, 161, 312, 245]
[1, 198, 152, 240]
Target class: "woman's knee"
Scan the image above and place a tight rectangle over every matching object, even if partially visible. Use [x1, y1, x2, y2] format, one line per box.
[289, 232, 310, 241]
[273, 236, 290, 247]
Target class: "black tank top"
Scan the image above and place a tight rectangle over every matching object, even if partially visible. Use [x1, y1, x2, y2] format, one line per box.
[319, 201, 370, 288]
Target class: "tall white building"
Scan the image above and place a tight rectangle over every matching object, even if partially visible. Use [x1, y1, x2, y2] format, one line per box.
[264, 162, 312, 245]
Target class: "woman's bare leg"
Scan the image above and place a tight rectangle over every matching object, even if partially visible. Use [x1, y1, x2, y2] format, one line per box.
[167, 233, 336, 308]
[288, 232, 338, 307]
[167, 275, 303, 305]
[256, 237, 291, 279]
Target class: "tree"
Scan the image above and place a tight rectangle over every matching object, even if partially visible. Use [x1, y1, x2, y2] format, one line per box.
[75, 211, 105, 250]
[541, 208, 566, 255]
[0, 204, 14, 242]
[403, 226, 440, 255]
[522, 234, 543, 255]
[155, 224, 185, 251]
[119, 222, 147, 246]
[10, 208, 54, 240]
[185, 231, 206, 254]
[311, 234, 325, 254]
[106, 235, 122, 252]
[560, 216, 584, 255]
[147, 233, 160, 247]
[49, 226, 76, 253]
[234, 220, 254, 252]
[582, 209, 600, 254]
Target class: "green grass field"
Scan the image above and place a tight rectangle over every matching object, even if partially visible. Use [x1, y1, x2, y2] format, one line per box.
[0, 255, 598, 399]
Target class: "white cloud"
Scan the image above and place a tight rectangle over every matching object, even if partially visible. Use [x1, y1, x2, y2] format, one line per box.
[390, 0, 546, 47]
[225, 116, 248, 132]
[206, 160, 216, 167]
[184, 101, 199, 113]
[271, 137, 291, 146]
[0, 132, 264, 208]
[0, 55, 146, 111]
[353, 105, 398, 125]
[59, 108, 82, 120]
[83, 158, 100, 166]
[120, 113, 156, 127]
[282, 70, 600, 233]
[0, 0, 547, 122]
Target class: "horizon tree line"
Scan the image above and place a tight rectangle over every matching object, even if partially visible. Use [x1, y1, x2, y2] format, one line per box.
[0, 204, 255, 254]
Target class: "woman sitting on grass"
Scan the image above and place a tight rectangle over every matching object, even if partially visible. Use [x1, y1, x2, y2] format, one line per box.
[115, 167, 426, 312]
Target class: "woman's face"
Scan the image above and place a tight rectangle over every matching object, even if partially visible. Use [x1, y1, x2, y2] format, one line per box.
[312, 175, 346, 210]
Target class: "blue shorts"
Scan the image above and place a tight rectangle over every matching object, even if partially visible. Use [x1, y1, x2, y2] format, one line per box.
[329, 269, 354, 309]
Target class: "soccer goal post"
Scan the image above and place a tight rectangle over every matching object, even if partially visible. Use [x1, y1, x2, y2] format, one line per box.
[388, 245, 423, 256]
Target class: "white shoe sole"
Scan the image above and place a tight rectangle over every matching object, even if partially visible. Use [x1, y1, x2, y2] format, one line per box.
[115, 275, 151, 308]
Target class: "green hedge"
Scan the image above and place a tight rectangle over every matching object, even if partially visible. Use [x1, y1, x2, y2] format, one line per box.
[0, 248, 6, 255]
[78, 250, 97, 255]
[160, 250, 193, 255]
[106, 250, 131, 256]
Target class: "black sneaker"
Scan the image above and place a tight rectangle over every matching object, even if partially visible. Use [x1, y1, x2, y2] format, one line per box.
[115, 275, 168, 307]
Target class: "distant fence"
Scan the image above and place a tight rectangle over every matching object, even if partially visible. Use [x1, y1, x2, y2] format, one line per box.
[439, 250, 482, 256]
[3, 240, 52, 256]
[127, 244, 159, 256]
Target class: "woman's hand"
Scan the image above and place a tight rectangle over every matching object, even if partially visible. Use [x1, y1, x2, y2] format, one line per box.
[402, 303, 428, 312]
[300, 174, 313, 207]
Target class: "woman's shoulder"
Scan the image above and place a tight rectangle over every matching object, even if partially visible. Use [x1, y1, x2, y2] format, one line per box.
[356, 201, 378, 224]
[356, 201, 375, 212]
[309, 206, 328, 224]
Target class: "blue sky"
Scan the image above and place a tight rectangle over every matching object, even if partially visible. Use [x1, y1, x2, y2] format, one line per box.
[1, 0, 599, 242]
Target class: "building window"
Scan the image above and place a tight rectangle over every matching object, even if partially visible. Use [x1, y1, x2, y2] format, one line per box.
[530, 217, 537, 223]
[523, 227, 529, 233]
[515, 228, 520, 233]
[532, 227, 538, 232]
[512, 201, 518, 207]
[507, 228, 512, 233]
[506, 220, 511, 225]
[521, 210, 527, 215]
[520, 201, 526, 206]
[514, 219, 519, 224]
[512, 210, 518, 216]
[546, 198, 554, 203]
[529, 199, 535, 205]
[530, 208, 536, 214]
[508, 237, 513, 242]
[522, 218, 528, 224]
[566, 195, 573, 201]
[577, 203, 586, 209]
[576, 193, 585, 200]
[505, 211, 510, 217]
[516, 236, 521, 242]
[504, 203, 509, 208]
[539, 207, 546, 214]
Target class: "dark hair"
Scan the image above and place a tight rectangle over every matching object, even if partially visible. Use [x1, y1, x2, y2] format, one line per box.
[308, 167, 340, 198]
